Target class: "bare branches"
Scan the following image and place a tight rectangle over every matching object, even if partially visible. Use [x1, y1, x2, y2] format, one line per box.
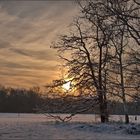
[40, 0, 140, 123]
[36, 96, 99, 122]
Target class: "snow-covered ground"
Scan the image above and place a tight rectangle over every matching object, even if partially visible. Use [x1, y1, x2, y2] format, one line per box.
[0, 113, 140, 140]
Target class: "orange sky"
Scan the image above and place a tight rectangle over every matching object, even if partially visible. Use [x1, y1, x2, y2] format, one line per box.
[0, 1, 79, 88]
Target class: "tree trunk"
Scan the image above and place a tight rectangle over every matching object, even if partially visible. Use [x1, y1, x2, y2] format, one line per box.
[125, 113, 129, 124]
[120, 55, 129, 124]
[99, 97, 108, 123]
[98, 47, 108, 123]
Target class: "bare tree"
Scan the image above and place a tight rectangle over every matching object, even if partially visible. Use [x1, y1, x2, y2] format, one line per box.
[80, 0, 140, 124]
[110, 25, 130, 123]
[105, 0, 140, 123]
[48, 0, 140, 123]
[51, 1, 115, 122]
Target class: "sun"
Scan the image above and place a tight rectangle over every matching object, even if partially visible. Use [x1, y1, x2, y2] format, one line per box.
[62, 81, 71, 91]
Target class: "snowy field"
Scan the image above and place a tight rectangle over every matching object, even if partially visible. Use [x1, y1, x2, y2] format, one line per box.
[0, 113, 140, 140]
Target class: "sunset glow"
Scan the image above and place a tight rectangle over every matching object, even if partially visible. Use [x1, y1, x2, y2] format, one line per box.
[62, 81, 71, 91]
[0, 1, 78, 88]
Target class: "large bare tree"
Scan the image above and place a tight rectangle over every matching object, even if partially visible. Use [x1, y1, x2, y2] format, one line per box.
[51, 1, 115, 122]
[49, 0, 140, 123]
[82, 0, 140, 124]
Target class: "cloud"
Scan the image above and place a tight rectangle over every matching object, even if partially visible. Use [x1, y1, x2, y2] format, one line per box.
[0, 1, 79, 88]
[0, 39, 13, 49]
[10, 48, 58, 61]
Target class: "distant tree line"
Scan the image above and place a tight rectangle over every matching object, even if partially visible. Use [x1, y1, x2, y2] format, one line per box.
[0, 86, 42, 113]
[0, 86, 139, 115]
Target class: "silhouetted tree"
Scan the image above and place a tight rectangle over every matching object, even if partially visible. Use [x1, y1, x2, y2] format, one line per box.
[51, 0, 140, 123]
[51, 6, 115, 123]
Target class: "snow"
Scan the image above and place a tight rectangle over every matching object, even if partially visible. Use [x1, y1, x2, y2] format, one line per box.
[0, 113, 140, 140]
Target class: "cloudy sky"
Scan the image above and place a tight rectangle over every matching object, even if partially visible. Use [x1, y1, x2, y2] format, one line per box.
[0, 1, 79, 88]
